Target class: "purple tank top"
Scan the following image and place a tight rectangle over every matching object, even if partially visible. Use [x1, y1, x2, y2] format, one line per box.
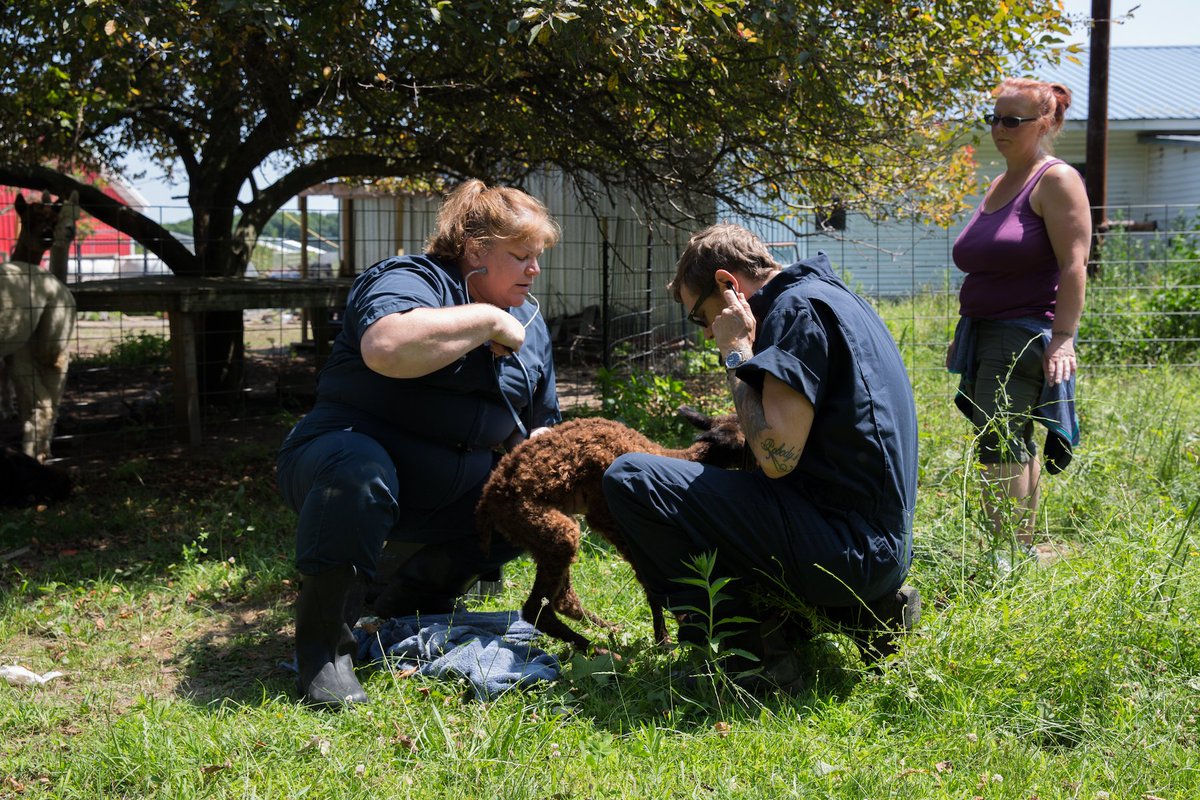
[953, 159, 1064, 320]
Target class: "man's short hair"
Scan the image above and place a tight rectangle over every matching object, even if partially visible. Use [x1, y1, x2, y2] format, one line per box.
[669, 224, 780, 303]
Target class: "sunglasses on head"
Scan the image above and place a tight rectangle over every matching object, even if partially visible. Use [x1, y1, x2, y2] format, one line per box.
[984, 113, 1038, 129]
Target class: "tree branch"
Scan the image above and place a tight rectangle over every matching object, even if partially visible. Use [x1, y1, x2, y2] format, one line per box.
[0, 163, 198, 274]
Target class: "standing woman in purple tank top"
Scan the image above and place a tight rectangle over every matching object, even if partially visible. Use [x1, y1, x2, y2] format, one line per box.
[949, 78, 1091, 559]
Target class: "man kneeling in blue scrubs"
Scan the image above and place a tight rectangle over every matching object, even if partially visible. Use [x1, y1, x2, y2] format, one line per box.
[602, 224, 920, 690]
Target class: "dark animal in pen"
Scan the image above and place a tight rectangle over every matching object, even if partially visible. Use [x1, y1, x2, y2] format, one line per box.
[0, 445, 71, 508]
[475, 407, 746, 651]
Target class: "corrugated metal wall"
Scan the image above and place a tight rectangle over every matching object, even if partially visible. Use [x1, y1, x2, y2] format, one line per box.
[345, 175, 709, 365]
[1146, 141, 1200, 213]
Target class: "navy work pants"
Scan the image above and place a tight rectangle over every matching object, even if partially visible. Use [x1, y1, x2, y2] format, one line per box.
[602, 453, 907, 628]
[277, 429, 521, 577]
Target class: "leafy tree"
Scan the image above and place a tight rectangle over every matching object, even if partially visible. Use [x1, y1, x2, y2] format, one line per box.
[0, 0, 1073, 396]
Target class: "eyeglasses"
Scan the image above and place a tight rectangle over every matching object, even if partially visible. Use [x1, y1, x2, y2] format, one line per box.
[984, 113, 1038, 129]
[686, 282, 718, 327]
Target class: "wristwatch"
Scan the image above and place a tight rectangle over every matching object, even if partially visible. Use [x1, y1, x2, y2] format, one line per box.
[724, 349, 749, 371]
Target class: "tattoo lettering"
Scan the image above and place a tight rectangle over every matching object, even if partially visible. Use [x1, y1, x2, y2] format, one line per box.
[761, 437, 800, 473]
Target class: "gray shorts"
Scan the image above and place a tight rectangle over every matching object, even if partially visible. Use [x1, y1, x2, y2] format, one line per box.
[962, 321, 1046, 464]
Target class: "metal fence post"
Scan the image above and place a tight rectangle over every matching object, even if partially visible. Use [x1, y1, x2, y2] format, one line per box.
[600, 215, 611, 371]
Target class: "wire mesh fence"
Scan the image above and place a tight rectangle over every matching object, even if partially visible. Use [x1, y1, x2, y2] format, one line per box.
[1, 198, 1197, 463]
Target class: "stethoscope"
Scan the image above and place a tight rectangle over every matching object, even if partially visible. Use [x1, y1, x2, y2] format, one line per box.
[465, 266, 539, 439]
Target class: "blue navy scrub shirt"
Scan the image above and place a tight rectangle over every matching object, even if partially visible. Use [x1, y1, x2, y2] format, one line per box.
[603, 252, 917, 611]
[277, 253, 561, 575]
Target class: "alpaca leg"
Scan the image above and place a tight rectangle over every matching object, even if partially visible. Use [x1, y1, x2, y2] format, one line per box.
[550, 572, 588, 620]
[0, 357, 14, 420]
[12, 344, 69, 463]
[9, 348, 38, 460]
[587, 516, 666, 644]
[501, 508, 596, 649]
[21, 284, 74, 461]
[523, 563, 592, 650]
[554, 571, 615, 631]
[648, 594, 670, 646]
[29, 353, 69, 462]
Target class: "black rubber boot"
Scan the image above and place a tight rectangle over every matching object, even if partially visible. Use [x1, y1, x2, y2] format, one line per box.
[367, 543, 483, 619]
[824, 585, 921, 666]
[721, 614, 815, 694]
[296, 565, 369, 708]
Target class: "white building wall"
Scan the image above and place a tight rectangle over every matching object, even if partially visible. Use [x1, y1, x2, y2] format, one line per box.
[1145, 141, 1200, 219]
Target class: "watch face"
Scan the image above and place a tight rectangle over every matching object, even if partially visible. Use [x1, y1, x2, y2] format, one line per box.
[725, 351, 744, 369]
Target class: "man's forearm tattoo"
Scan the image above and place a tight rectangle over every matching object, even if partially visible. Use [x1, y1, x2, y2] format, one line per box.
[728, 371, 802, 473]
[728, 372, 765, 433]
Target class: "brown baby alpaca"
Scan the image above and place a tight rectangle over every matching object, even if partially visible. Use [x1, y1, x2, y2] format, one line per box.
[476, 407, 745, 651]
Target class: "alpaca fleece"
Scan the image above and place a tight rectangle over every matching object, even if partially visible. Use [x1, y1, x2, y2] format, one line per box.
[476, 408, 744, 650]
[0, 192, 78, 461]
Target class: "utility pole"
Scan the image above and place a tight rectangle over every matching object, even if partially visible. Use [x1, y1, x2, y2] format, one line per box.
[1085, 0, 1111, 274]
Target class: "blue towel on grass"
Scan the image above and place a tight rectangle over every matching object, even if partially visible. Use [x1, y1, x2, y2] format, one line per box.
[353, 610, 560, 701]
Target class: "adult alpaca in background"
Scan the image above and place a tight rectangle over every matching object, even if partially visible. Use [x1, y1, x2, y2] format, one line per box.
[0, 191, 79, 461]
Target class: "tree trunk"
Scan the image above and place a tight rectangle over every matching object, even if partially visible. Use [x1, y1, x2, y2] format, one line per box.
[196, 310, 246, 406]
[189, 199, 251, 406]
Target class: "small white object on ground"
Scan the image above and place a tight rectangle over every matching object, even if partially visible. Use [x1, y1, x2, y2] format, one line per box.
[0, 665, 65, 686]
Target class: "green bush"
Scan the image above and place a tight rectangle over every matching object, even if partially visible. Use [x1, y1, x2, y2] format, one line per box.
[597, 366, 697, 445]
[76, 331, 172, 368]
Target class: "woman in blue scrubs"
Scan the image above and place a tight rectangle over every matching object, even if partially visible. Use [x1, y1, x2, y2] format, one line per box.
[277, 180, 561, 706]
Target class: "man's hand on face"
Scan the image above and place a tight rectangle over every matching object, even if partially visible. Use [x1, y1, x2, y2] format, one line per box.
[712, 281, 755, 358]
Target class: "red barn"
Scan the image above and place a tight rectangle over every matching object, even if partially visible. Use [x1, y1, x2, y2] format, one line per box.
[1, 177, 148, 277]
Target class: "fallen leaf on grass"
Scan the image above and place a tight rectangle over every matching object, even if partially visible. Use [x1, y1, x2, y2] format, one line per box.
[391, 722, 419, 753]
[200, 760, 232, 775]
[302, 736, 331, 756]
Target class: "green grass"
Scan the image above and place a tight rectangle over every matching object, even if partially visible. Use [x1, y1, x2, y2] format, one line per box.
[2, 296, 1199, 798]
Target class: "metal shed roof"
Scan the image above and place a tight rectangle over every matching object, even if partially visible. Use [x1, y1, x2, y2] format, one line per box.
[1039, 45, 1200, 122]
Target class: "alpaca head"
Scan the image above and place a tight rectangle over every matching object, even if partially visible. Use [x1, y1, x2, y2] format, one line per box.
[677, 405, 745, 468]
